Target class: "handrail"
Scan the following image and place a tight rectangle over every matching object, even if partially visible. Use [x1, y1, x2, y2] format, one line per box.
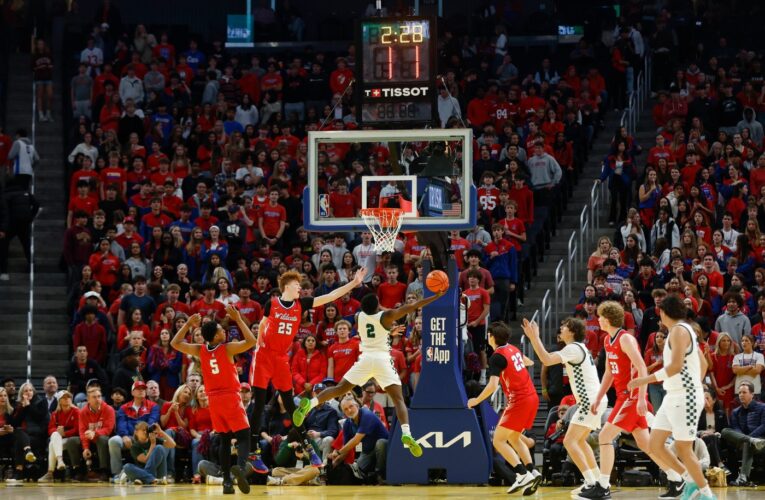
[579, 206, 589, 268]
[27, 27, 37, 384]
[541, 289, 551, 346]
[590, 181, 600, 233]
[567, 231, 577, 300]
[554, 259, 565, 337]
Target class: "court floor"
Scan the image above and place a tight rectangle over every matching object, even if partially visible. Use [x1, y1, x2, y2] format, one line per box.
[0, 484, 760, 499]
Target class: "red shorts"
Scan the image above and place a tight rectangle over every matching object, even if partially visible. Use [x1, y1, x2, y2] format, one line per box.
[499, 393, 539, 432]
[608, 394, 648, 432]
[208, 392, 249, 433]
[251, 348, 292, 392]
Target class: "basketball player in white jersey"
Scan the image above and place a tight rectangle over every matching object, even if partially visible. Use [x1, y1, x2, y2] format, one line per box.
[521, 317, 607, 497]
[628, 295, 714, 500]
[293, 292, 444, 457]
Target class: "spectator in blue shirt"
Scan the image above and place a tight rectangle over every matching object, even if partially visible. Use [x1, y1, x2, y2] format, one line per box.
[721, 381, 765, 486]
[331, 396, 388, 481]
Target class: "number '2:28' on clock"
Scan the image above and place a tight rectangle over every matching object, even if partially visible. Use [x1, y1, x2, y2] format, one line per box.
[361, 19, 431, 83]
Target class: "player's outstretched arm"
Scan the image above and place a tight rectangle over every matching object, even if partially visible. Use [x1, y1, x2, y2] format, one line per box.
[628, 324, 689, 390]
[225, 306, 258, 355]
[467, 375, 499, 409]
[170, 314, 202, 356]
[381, 291, 446, 328]
[521, 318, 562, 366]
[313, 266, 368, 307]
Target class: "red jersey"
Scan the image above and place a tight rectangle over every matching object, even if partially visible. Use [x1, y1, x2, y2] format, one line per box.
[327, 338, 360, 382]
[494, 344, 536, 402]
[477, 186, 500, 213]
[199, 343, 240, 395]
[262, 297, 309, 354]
[604, 329, 636, 394]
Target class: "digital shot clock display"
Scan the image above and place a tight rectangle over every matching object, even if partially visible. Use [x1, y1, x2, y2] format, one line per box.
[357, 17, 437, 126]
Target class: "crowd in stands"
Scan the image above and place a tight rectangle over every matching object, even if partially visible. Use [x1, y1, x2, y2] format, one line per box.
[10, 0, 765, 491]
[559, 10, 765, 488]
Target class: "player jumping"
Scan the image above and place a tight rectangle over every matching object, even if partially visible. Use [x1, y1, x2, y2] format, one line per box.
[249, 268, 367, 468]
[467, 321, 541, 495]
[171, 307, 255, 495]
[521, 317, 607, 497]
[628, 295, 715, 500]
[293, 291, 444, 457]
[581, 301, 683, 500]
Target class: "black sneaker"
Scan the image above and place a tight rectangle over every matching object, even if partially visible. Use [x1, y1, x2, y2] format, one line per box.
[222, 480, 235, 494]
[577, 483, 611, 499]
[230, 465, 250, 494]
[658, 479, 685, 498]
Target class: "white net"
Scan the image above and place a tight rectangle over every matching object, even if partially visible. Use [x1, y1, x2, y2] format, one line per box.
[360, 208, 405, 255]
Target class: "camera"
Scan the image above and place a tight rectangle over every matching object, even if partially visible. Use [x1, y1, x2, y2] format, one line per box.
[151, 424, 161, 433]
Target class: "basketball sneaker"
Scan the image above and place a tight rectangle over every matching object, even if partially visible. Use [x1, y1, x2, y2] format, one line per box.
[293, 397, 312, 427]
[576, 482, 611, 499]
[222, 480, 235, 494]
[267, 475, 283, 486]
[680, 481, 699, 500]
[401, 434, 423, 457]
[659, 479, 686, 498]
[507, 472, 536, 494]
[230, 465, 250, 494]
[248, 453, 268, 474]
[571, 483, 590, 497]
[523, 469, 542, 496]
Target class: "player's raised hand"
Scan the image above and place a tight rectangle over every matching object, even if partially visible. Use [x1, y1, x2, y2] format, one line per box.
[226, 305, 242, 322]
[520, 318, 539, 339]
[353, 266, 368, 285]
[188, 313, 201, 328]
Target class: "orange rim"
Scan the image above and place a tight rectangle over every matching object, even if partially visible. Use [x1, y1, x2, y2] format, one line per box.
[360, 208, 405, 229]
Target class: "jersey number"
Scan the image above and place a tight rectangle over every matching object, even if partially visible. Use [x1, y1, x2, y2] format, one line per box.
[277, 322, 293, 335]
[209, 358, 220, 374]
[366, 324, 376, 339]
[511, 352, 524, 372]
[479, 195, 496, 211]
[609, 361, 619, 374]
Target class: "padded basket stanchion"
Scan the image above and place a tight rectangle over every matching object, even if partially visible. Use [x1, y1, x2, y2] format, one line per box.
[360, 207, 405, 254]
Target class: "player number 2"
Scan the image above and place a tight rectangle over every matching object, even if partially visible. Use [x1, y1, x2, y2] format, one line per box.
[511, 352, 524, 371]
[277, 322, 293, 335]
[366, 324, 376, 339]
[209, 358, 220, 375]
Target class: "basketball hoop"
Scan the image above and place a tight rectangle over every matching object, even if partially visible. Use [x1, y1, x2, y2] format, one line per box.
[360, 208, 405, 254]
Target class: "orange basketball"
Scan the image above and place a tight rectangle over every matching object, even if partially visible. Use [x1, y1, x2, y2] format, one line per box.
[425, 270, 450, 294]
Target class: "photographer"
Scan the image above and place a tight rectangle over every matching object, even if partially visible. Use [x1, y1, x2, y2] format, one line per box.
[119, 421, 176, 485]
[544, 404, 571, 477]
[266, 428, 322, 486]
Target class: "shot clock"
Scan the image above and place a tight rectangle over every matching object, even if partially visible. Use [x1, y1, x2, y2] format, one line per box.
[357, 16, 437, 126]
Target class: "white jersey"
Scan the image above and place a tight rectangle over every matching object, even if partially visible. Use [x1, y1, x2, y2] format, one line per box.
[357, 311, 390, 354]
[663, 321, 703, 393]
[558, 342, 600, 409]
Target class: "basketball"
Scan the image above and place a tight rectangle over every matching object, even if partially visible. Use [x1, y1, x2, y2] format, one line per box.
[425, 270, 450, 294]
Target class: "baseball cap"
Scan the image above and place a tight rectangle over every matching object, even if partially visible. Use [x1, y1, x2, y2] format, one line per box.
[240, 382, 251, 392]
[83, 291, 101, 300]
[131, 380, 147, 391]
[321, 377, 337, 387]
[312, 383, 326, 393]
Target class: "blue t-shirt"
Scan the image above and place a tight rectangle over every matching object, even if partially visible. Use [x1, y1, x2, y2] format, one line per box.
[342, 407, 389, 454]
[120, 293, 157, 324]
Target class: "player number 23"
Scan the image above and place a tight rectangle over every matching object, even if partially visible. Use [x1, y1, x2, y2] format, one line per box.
[209, 358, 220, 374]
[511, 352, 524, 371]
[277, 322, 293, 335]
[609, 361, 619, 374]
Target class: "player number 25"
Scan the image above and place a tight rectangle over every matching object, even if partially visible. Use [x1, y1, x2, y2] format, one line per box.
[277, 323, 293, 335]
[511, 352, 524, 371]
[209, 358, 220, 374]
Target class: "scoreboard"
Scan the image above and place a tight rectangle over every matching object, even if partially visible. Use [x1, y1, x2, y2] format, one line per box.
[357, 17, 437, 127]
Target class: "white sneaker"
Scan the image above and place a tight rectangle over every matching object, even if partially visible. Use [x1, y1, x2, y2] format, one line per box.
[159, 476, 168, 485]
[165, 476, 175, 484]
[133, 479, 143, 485]
[206, 475, 223, 485]
[0, 274, 9, 281]
[507, 472, 535, 494]
[116, 471, 128, 484]
[523, 469, 542, 495]
[266, 475, 283, 486]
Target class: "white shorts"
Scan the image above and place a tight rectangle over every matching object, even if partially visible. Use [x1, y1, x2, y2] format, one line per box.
[342, 351, 401, 389]
[651, 389, 704, 441]
[569, 398, 607, 431]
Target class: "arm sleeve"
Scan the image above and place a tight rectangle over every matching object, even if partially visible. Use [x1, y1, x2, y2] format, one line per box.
[488, 352, 508, 377]
[262, 301, 271, 317]
[300, 297, 315, 311]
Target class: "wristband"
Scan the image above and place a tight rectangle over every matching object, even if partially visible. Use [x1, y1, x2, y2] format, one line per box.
[653, 368, 668, 382]
[541, 388, 548, 394]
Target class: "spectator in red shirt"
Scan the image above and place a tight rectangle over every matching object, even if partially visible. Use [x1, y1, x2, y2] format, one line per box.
[329, 57, 353, 96]
[190, 282, 226, 320]
[73, 305, 107, 366]
[292, 335, 328, 396]
[508, 175, 534, 225]
[329, 181, 358, 218]
[326, 320, 360, 383]
[377, 265, 407, 310]
[463, 269, 491, 381]
[582, 298, 603, 358]
[499, 200, 526, 251]
[139, 197, 173, 241]
[67, 180, 99, 227]
[258, 187, 287, 246]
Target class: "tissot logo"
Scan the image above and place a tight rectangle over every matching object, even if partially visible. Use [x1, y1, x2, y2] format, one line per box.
[365, 86, 430, 98]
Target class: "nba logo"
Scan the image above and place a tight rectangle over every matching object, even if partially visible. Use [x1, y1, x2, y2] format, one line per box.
[425, 347, 433, 362]
[319, 194, 330, 218]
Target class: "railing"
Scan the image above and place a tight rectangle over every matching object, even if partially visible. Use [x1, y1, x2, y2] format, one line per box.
[540, 289, 552, 347]
[620, 55, 652, 137]
[590, 181, 601, 234]
[567, 232, 577, 300]
[554, 259, 565, 330]
[579, 206, 589, 269]
[27, 28, 37, 384]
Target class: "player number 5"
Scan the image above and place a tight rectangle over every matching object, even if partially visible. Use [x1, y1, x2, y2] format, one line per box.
[209, 358, 220, 374]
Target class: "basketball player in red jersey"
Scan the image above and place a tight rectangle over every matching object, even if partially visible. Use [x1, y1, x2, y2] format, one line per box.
[580, 301, 677, 500]
[467, 321, 542, 495]
[171, 307, 256, 495]
[248, 268, 367, 467]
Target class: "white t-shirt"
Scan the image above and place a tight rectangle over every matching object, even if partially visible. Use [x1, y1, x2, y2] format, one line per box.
[732, 351, 765, 394]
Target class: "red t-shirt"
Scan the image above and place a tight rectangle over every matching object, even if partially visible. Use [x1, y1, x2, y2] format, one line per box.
[377, 281, 407, 309]
[463, 287, 490, 325]
[327, 338, 360, 382]
[329, 192, 358, 217]
[191, 298, 226, 320]
[500, 217, 526, 251]
[161, 401, 192, 430]
[259, 203, 287, 238]
[68, 194, 99, 216]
